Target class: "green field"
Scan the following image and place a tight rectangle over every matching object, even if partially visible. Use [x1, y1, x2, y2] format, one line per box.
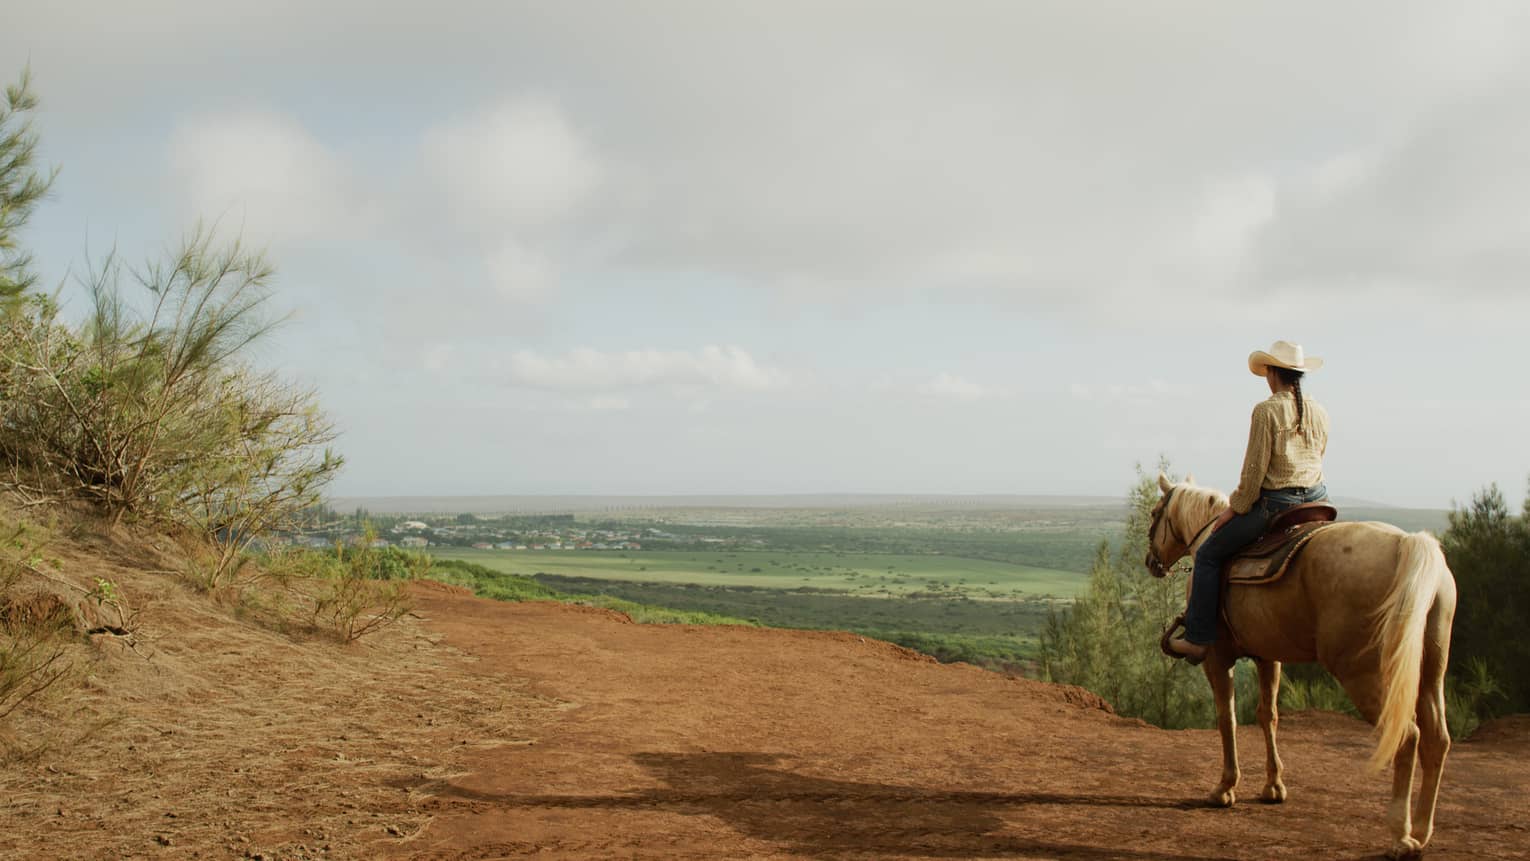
[430, 548, 1086, 600]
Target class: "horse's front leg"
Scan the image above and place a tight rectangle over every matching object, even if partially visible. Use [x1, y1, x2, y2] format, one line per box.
[1204, 654, 1239, 807]
[1255, 659, 1286, 803]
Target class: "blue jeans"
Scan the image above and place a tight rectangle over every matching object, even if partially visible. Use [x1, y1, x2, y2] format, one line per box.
[1183, 483, 1330, 645]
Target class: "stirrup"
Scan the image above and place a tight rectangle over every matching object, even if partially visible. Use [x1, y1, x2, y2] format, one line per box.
[1159, 614, 1186, 659]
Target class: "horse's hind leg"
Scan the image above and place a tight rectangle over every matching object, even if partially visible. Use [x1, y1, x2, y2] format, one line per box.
[1336, 669, 1420, 858]
[1205, 656, 1239, 807]
[1411, 598, 1454, 849]
[1410, 678, 1448, 849]
[1255, 659, 1286, 803]
[1386, 720, 1421, 858]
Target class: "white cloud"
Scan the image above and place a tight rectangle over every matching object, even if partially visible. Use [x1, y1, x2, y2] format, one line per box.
[1071, 379, 1193, 409]
[917, 373, 995, 402]
[142, 5, 1530, 330]
[420, 343, 454, 372]
[12, 1, 1530, 505]
[1247, 84, 1530, 294]
[423, 97, 601, 230]
[587, 396, 631, 411]
[506, 346, 787, 393]
[1185, 174, 1277, 277]
[485, 240, 554, 300]
[168, 111, 374, 245]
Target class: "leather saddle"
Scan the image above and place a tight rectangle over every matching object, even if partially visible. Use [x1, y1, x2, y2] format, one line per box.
[1225, 502, 1340, 586]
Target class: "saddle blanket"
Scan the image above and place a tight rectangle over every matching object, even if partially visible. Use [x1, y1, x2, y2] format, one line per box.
[1225, 521, 1339, 586]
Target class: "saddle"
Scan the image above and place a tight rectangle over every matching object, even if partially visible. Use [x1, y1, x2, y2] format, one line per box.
[1224, 502, 1339, 586]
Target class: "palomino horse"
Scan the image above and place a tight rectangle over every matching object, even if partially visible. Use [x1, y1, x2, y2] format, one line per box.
[1145, 474, 1456, 859]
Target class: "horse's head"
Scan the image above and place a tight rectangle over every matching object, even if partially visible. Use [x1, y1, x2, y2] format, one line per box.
[1145, 472, 1204, 578]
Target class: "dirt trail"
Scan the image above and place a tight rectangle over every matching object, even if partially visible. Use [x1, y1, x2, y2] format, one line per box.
[391, 589, 1530, 860]
[2, 572, 1526, 860]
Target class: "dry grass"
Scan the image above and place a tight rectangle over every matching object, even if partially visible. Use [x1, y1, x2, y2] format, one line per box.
[0, 510, 556, 860]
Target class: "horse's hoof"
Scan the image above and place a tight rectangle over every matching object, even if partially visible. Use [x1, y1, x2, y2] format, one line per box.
[1259, 782, 1287, 804]
[1210, 788, 1236, 808]
[1386, 836, 1423, 859]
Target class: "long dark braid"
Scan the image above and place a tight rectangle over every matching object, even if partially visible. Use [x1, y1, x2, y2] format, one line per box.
[1274, 367, 1306, 435]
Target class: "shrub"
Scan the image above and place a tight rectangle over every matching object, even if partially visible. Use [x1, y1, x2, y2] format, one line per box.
[0, 229, 343, 587]
[311, 574, 411, 644]
[0, 588, 72, 722]
[2, 236, 343, 585]
[563, 594, 755, 626]
[1443, 656, 1506, 740]
[430, 559, 557, 601]
[1274, 665, 1358, 717]
[0, 71, 341, 590]
[282, 531, 429, 643]
[1441, 482, 1530, 718]
[427, 558, 755, 625]
[1038, 463, 1212, 729]
[0, 521, 83, 728]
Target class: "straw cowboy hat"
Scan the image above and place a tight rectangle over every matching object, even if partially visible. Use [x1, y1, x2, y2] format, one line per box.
[1248, 340, 1324, 376]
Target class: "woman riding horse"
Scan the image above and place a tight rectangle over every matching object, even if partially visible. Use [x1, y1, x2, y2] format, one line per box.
[1166, 340, 1331, 664]
[1145, 351, 1455, 855]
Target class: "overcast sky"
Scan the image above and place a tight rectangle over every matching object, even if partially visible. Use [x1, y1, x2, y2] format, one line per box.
[7, 2, 1529, 508]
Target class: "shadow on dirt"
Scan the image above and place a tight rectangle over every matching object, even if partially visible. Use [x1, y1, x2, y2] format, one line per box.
[411, 751, 1239, 860]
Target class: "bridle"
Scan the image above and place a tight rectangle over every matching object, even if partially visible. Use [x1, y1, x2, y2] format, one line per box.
[1145, 485, 1219, 578]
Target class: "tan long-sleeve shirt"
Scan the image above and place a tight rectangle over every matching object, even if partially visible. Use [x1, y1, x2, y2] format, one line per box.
[1227, 391, 1329, 514]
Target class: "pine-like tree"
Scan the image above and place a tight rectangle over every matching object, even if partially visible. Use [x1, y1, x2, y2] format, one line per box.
[1442, 481, 1530, 714]
[0, 69, 56, 310]
[1040, 463, 1211, 728]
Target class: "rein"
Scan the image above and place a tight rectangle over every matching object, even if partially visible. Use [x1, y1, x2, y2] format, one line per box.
[1182, 516, 1219, 553]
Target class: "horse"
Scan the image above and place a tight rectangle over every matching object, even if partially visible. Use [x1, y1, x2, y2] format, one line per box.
[1144, 473, 1456, 859]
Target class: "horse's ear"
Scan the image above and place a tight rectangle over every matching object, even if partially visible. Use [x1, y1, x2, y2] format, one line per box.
[1158, 472, 1173, 493]
[1185, 472, 1196, 485]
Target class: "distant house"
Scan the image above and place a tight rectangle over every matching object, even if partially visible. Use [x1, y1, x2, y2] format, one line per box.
[623, 542, 642, 550]
[495, 541, 517, 550]
[399, 536, 428, 548]
[471, 542, 493, 550]
[369, 539, 391, 548]
[401, 520, 429, 531]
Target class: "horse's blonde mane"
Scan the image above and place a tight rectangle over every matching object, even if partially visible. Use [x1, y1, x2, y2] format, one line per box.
[1171, 479, 1229, 540]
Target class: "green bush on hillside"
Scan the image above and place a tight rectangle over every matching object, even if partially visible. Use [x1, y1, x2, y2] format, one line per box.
[428, 558, 754, 626]
[258, 531, 428, 642]
[1038, 464, 1213, 729]
[0, 70, 341, 590]
[1441, 482, 1530, 724]
[431, 559, 561, 601]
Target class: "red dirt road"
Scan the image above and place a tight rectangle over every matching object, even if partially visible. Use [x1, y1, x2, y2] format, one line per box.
[394, 589, 1530, 861]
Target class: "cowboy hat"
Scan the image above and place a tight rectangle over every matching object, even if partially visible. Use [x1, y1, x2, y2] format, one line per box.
[1248, 340, 1323, 376]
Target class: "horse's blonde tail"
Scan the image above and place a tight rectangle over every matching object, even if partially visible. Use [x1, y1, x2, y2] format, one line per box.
[1368, 531, 1447, 772]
